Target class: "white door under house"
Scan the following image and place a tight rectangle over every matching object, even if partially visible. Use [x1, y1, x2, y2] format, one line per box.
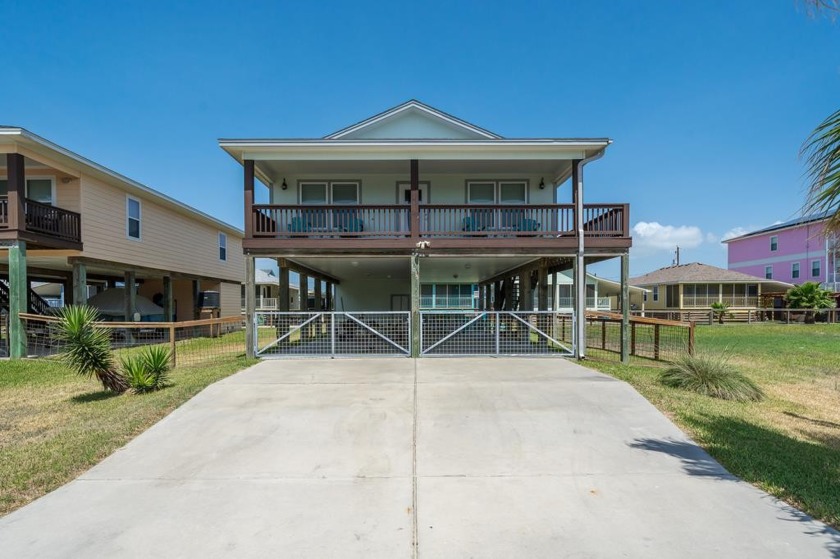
[252, 256, 575, 358]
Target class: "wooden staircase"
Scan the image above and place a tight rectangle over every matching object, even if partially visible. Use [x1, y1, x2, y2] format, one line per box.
[0, 279, 53, 315]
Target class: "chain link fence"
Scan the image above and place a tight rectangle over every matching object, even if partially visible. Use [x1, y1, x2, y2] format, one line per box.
[16, 313, 246, 367]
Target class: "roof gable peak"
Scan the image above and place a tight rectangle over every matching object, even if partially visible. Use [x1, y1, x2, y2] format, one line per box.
[325, 100, 502, 140]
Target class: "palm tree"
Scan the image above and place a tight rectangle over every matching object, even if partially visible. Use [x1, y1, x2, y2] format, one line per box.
[801, 2, 840, 227]
[784, 282, 835, 323]
[55, 305, 128, 393]
[802, 109, 840, 230]
[710, 301, 730, 324]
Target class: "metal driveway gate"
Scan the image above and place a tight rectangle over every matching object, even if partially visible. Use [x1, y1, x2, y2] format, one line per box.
[420, 311, 574, 357]
[255, 311, 410, 358]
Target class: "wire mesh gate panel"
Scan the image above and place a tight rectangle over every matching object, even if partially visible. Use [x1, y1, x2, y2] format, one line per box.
[420, 311, 574, 357]
[255, 312, 411, 358]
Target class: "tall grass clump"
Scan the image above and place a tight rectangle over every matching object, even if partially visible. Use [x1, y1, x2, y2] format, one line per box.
[56, 305, 128, 393]
[660, 352, 764, 402]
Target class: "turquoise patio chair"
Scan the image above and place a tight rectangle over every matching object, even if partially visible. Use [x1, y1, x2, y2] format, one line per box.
[288, 216, 310, 233]
[519, 218, 541, 232]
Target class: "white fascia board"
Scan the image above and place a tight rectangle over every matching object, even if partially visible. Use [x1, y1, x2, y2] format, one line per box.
[224, 141, 607, 162]
[6, 128, 244, 237]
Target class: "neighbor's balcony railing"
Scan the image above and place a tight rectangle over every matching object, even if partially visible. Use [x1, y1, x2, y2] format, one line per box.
[250, 203, 628, 239]
[682, 296, 760, 308]
[554, 296, 612, 310]
[0, 196, 82, 244]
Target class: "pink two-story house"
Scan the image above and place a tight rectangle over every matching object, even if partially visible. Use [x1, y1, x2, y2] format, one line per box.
[724, 213, 839, 290]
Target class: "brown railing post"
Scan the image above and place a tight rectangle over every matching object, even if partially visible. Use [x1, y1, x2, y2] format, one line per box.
[654, 324, 660, 360]
[6, 153, 26, 232]
[601, 319, 606, 349]
[410, 160, 419, 238]
[630, 322, 636, 356]
[169, 324, 177, 368]
[688, 321, 695, 356]
[244, 159, 254, 238]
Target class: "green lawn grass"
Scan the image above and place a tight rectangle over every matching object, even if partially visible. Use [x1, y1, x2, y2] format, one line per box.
[0, 353, 256, 517]
[584, 323, 840, 529]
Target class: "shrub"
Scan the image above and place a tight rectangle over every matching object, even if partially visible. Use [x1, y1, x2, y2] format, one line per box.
[660, 352, 764, 402]
[785, 282, 835, 324]
[710, 301, 730, 324]
[56, 306, 128, 393]
[121, 346, 172, 394]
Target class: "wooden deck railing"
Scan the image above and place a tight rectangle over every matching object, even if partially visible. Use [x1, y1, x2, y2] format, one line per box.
[251, 203, 629, 239]
[0, 196, 82, 244]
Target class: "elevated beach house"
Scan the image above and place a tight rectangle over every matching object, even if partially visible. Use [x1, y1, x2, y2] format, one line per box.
[724, 213, 840, 291]
[222, 101, 632, 358]
[1, 127, 244, 358]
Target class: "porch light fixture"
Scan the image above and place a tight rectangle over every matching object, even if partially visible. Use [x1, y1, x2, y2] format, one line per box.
[281, 178, 288, 190]
[539, 178, 545, 189]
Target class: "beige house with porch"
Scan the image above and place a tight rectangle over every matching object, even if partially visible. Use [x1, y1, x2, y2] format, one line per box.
[628, 262, 792, 311]
[1, 127, 244, 358]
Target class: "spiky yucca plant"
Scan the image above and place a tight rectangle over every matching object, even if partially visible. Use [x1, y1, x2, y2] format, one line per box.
[121, 346, 172, 394]
[661, 352, 764, 402]
[56, 306, 128, 393]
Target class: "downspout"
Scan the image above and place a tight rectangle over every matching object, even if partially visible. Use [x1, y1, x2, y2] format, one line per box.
[573, 149, 607, 359]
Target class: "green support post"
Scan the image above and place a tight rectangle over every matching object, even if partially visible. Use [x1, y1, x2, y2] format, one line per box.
[9, 241, 28, 359]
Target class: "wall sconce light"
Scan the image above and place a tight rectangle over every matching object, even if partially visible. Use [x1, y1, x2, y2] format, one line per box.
[539, 177, 545, 190]
[281, 178, 288, 190]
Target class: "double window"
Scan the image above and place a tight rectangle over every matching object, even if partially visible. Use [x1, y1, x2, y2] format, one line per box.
[299, 181, 360, 205]
[466, 180, 527, 204]
[126, 196, 141, 240]
[0, 177, 55, 205]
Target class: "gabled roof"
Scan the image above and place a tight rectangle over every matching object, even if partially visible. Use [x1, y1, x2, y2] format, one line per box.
[0, 127, 243, 237]
[721, 212, 830, 243]
[325, 100, 502, 140]
[629, 262, 793, 288]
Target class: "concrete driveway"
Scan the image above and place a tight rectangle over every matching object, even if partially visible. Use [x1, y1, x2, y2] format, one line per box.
[1, 358, 838, 558]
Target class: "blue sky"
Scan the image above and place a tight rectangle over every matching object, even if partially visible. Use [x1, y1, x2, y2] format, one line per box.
[2, 1, 838, 280]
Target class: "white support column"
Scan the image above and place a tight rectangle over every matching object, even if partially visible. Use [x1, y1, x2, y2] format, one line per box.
[245, 256, 256, 358]
[574, 159, 586, 359]
[621, 251, 630, 364]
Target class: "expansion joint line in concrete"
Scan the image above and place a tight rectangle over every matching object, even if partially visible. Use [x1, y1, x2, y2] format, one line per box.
[412, 358, 419, 558]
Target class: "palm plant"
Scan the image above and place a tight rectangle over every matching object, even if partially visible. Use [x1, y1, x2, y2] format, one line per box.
[784, 282, 835, 323]
[710, 301, 730, 324]
[802, 109, 840, 230]
[55, 306, 128, 393]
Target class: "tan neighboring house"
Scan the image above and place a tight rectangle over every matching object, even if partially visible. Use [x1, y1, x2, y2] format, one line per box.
[628, 262, 792, 312]
[1, 127, 244, 357]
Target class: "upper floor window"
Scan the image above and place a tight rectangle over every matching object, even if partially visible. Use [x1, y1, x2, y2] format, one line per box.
[812, 259, 821, 278]
[126, 196, 141, 240]
[299, 181, 360, 204]
[792, 262, 800, 279]
[467, 180, 528, 204]
[219, 232, 227, 261]
[0, 177, 55, 205]
[770, 236, 778, 252]
[765, 265, 773, 279]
